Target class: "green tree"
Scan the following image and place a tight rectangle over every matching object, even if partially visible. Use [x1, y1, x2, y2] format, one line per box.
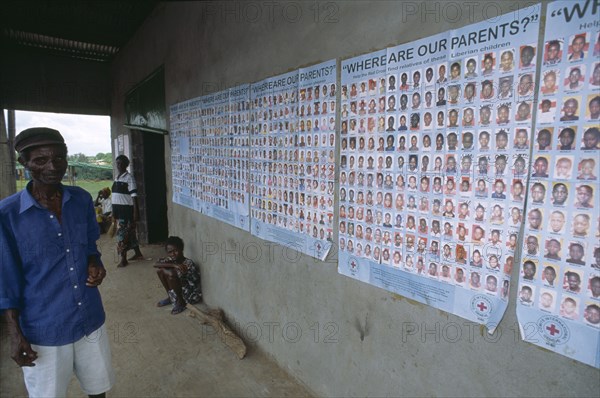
[68, 153, 88, 163]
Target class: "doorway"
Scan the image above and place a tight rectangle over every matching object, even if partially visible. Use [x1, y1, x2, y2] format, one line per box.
[141, 131, 168, 243]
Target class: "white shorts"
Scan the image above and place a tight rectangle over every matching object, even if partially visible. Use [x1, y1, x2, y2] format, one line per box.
[22, 324, 115, 397]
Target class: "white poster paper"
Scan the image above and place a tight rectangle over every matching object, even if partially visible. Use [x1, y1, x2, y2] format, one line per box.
[338, 4, 542, 330]
[517, 0, 600, 368]
[199, 86, 251, 230]
[169, 87, 250, 230]
[249, 64, 337, 261]
[170, 98, 201, 211]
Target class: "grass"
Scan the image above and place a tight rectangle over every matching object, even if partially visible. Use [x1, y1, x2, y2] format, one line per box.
[16, 179, 112, 199]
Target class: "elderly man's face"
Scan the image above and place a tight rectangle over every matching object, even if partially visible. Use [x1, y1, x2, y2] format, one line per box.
[21, 144, 68, 185]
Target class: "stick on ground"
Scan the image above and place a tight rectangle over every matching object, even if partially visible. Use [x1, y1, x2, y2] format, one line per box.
[187, 305, 247, 359]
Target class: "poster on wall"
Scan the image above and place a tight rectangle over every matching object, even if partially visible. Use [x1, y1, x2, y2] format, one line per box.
[227, 84, 251, 229]
[250, 72, 300, 251]
[123, 135, 131, 160]
[296, 60, 337, 259]
[169, 87, 250, 231]
[249, 68, 334, 261]
[516, 0, 599, 368]
[338, 3, 542, 330]
[198, 85, 250, 230]
[338, 48, 389, 278]
[169, 99, 199, 211]
[198, 89, 231, 220]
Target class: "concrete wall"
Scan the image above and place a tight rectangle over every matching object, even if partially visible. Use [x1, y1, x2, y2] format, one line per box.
[110, 2, 600, 396]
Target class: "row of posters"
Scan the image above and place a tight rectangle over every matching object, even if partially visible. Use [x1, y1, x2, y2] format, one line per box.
[169, 85, 250, 230]
[168, 1, 598, 367]
[170, 61, 337, 260]
[250, 61, 337, 260]
[516, 0, 600, 368]
[337, 4, 542, 334]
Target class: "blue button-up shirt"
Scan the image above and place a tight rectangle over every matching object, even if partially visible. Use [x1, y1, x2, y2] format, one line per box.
[1, 183, 105, 346]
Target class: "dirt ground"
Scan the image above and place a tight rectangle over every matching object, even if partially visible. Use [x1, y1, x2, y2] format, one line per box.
[0, 234, 311, 397]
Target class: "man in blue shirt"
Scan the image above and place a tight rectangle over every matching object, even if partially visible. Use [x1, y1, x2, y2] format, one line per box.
[0, 127, 114, 397]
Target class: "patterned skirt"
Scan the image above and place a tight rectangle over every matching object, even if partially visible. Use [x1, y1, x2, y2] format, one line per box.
[116, 219, 139, 254]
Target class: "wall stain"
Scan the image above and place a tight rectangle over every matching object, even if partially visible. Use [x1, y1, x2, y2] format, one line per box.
[390, 293, 403, 302]
[479, 325, 486, 337]
[390, 293, 426, 309]
[355, 312, 370, 341]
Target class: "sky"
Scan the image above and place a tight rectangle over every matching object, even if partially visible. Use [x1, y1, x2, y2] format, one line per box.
[15, 111, 112, 156]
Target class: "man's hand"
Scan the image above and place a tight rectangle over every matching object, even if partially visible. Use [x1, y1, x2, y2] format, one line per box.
[173, 263, 186, 272]
[174, 263, 186, 273]
[10, 334, 38, 367]
[87, 257, 107, 287]
[5, 309, 37, 367]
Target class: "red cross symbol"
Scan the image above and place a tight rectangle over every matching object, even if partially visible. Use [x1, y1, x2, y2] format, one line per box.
[477, 302, 488, 311]
[546, 324, 560, 336]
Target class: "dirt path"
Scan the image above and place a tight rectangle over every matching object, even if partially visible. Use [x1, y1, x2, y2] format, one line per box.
[1, 234, 311, 397]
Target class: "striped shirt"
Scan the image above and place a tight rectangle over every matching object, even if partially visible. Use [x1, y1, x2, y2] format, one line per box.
[111, 172, 137, 220]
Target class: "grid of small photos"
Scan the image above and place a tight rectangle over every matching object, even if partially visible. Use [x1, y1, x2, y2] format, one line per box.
[297, 82, 336, 241]
[249, 81, 301, 232]
[423, 43, 537, 297]
[339, 64, 389, 264]
[170, 99, 200, 208]
[198, 92, 233, 209]
[519, 31, 600, 325]
[227, 88, 251, 212]
[339, 42, 538, 298]
[170, 90, 250, 225]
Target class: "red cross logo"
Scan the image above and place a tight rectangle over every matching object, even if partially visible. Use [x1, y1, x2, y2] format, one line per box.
[477, 302, 488, 311]
[546, 324, 560, 336]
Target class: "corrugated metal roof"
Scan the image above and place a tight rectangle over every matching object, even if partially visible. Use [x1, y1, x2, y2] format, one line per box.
[1, 0, 157, 62]
[4, 28, 120, 62]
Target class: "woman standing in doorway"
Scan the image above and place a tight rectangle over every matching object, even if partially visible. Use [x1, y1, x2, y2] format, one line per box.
[112, 155, 144, 267]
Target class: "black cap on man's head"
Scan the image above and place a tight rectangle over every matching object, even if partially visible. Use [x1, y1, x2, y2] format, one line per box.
[14, 127, 65, 152]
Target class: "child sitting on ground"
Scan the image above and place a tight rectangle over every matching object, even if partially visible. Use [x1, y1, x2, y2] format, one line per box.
[154, 236, 202, 315]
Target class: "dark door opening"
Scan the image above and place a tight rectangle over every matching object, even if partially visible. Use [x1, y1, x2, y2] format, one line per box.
[142, 132, 168, 243]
